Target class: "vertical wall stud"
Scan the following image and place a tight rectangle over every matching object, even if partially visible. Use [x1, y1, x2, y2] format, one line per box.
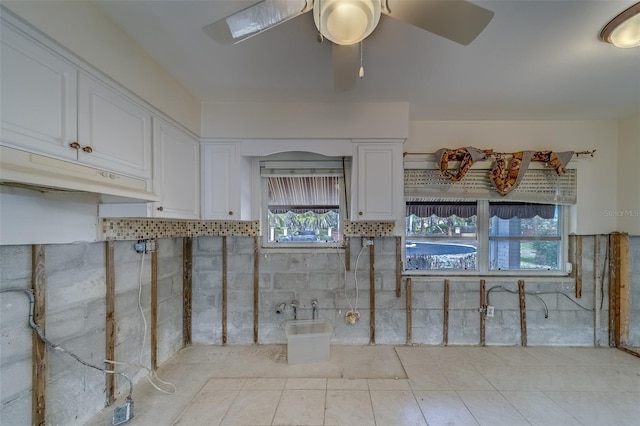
[253, 236, 260, 344]
[609, 232, 630, 347]
[31, 244, 46, 426]
[150, 247, 158, 371]
[222, 236, 228, 345]
[406, 278, 412, 344]
[518, 280, 527, 347]
[479, 279, 486, 347]
[183, 237, 193, 347]
[105, 241, 116, 406]
[575, 235, 583, 298]
[443, 279, 450, 346]
[369, 237, 375, 344]
[345, 237, 351, 271]
[395, 237, 402, 298]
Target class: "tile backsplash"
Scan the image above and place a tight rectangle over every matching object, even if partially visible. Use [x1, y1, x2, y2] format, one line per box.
[101, 218, 396, 241]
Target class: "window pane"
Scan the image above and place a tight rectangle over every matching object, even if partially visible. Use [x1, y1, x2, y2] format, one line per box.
[489, 203, 561, 270]
[266, 175, 341, 244]
[405, 209, 477, 270]
[267, 209, 339, 243]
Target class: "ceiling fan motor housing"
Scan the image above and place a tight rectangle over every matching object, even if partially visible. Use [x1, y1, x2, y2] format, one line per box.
[313, 0, 382, 45]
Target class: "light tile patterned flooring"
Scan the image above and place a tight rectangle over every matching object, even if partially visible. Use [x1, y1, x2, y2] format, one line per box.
[91, 345, 640, 426]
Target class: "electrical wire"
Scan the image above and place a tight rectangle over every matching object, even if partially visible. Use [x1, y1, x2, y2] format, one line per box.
[486, 285, 594, 319]
[0, 288, 134, 399]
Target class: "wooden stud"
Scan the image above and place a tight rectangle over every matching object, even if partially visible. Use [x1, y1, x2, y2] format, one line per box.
[31, 244, 46, 426]
[609, 232, 630, 347]
[150, 248, 158, 371]
[253, 236, 260, 344]
[345, 237, 351, 271]
[105, 241, 116, 406]
[480, 279, 486, 347]
[395, 237, 402, 298]
[518, 280, 527, 347]
[182, 237, 192, 347]
[575, 235, 583, 298]
[406, 278, 412, 344]
[222, 236, 228, 345]
[443, 279, 449, 346]
[369, 238, 375, 344]
[568, 234, 576, 278]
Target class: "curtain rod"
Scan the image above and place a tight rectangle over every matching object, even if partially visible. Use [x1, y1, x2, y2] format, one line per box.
[403, 149, 596, 158]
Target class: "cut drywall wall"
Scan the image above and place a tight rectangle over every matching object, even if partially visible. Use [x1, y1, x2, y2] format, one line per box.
[2, 1, 201, 135]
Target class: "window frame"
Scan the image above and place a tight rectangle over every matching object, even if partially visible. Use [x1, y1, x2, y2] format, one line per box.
[404, 200, 569, 276]
[260, 154, 349, 249]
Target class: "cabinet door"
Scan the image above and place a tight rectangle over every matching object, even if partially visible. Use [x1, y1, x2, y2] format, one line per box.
[0, 24, 77, 159]
[77, 74, 152, 179]
[355, 143, 403, 220]
[201, 143, 239, 219]
[153, 120, 200, 219]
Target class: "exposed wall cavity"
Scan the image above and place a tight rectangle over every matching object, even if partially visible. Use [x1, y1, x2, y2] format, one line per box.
[0, 239, 183, 426]
[0, 234, 637, 425]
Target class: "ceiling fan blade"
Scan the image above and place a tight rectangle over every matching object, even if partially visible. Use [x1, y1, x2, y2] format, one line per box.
[203, 0, 312, 44]
[332, 43, 359, 92]
[382, 0, 494, 45]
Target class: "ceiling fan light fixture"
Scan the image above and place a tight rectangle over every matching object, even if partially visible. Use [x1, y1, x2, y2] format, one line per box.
[314, 0, 381, 45]
[600, 2, 640, 48]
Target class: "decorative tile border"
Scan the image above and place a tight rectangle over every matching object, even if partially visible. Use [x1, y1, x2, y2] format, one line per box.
[101, 218, 395, 240]
[101, 218, 260, 240]
[343, 221, 395, 237]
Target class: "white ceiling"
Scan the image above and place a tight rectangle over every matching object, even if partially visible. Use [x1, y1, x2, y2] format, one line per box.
[95, 0, 640, 121]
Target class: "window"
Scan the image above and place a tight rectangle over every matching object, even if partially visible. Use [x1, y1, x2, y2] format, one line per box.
[405, 201, 565, 273]
[403, 164, 575, 274]
[261, 153, 349, 247]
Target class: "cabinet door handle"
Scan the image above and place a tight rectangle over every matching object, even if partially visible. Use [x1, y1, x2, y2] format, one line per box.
[157, 206, 164, 212]
[69, 142, 81, 150]
[228, 211, 233, 216]
[82, 146, 93, 153]
[358, 211, 363, 216]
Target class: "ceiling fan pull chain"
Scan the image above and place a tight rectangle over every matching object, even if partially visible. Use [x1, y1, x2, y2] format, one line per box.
[359, 41, 365, 78]
[317, 0, 324, 43]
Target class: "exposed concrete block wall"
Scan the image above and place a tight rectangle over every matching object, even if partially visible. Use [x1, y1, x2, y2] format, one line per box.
[0, 239, 184, 426]
[190, 235, 632, 348]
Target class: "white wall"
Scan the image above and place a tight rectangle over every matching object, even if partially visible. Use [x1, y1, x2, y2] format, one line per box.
[406, 120, 620, 234]
[617, 113, 640, 235]
[201, 102, 409, 139]
[2, 1, 201, 135]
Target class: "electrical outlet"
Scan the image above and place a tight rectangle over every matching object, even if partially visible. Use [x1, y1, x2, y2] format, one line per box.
[362, 238, 374, 247]
[112, 399, 134, 425]
[134, 239, 156, 253]
[486, 306, 495, 318]
[134, 240, 147, 253]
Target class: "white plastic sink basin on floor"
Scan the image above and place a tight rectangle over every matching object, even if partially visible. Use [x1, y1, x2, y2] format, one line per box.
[285, 320, 333, 365]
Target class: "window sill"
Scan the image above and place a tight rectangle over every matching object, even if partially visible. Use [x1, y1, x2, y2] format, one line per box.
[402, 270, 572, 279]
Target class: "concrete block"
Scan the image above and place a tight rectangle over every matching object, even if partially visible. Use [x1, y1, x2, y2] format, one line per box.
[260, 253, 290, 271]
[309, 272, 342, 289]
[230, 272, 257, 291]
[47, 269, 105, 309]
[0, 247, 32, 290]
[195, 271, 221, 290]
[0, 391, 31, 426]
[273, 273, 308, 290]
[0, 357, 32, 402]
[228, 290, 254, 309]
[227, 253, 254, 271]
[196, 236, 222, 253]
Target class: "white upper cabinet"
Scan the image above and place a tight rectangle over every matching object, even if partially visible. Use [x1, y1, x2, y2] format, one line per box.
[352, 141, 404, 223]
[0, 23, 77, 159]
[77, 74, 152, 180]
[152, 119, 200, 219]
[1, 21, 152, 181]
[201, 142, 240, 220]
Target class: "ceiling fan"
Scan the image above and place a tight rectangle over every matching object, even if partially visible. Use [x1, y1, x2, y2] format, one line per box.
[203, 0, 494, 91]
